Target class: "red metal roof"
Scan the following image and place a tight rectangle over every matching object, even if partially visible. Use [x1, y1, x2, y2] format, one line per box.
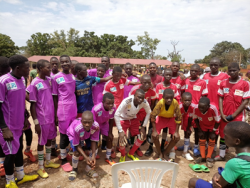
[28, 56, 172, 66]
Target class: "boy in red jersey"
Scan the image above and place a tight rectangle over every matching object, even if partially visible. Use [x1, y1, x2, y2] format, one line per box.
[193, 97, 220, 167]
[149, 62, 163, 89]
[216, 62, 250, 161]
[182, 64, 208, 156]
[170, 62, 186, 94]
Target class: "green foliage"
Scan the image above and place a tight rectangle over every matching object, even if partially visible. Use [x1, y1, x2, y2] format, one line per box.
[0, 33, 19, 57]
[194, 59, 202, 64]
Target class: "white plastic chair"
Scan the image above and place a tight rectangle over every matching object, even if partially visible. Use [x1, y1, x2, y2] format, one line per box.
[111, 160, 179, 188]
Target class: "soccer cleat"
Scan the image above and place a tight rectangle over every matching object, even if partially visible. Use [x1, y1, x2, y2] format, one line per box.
[136, 148, 143, 157]
[44, 161, 60, 168]
[16, 174, 39, 185]
[105, 158, 116, 166]
[182, 153, 194, 161]
[5, 181, 18, 188]
[37, 169, 49, 178]
[24, 150, 36, 162]
[193, 148, 201, 157]
[127, 153, 139, 161]
[144, 146, 153, 156]
[177, 145, 192, 151]
[214, 155, 225, 161]
[119, 156, 126, 163]
[58, 154, 72, 161]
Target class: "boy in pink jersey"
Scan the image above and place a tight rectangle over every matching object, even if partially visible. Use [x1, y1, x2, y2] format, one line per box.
[193, 97, 220, 168]
[88, 56, 113, 78]
[52, 55, 77, 172]
[67, 111, 100, 181]
[28, 59, 60, 178]
[216, 62, 250, 161]
[170, 62, 186, 95]
[124, 63, 140, 98]
[181, 64, 208, 156]
[92, 93, 116, 165]
[0, 55, 38, 187]
[103, 66, 139, 108]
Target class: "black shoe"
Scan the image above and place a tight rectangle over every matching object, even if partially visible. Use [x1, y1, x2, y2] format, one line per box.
[145, 146, 153, 156]
[51, 148, 58, 157]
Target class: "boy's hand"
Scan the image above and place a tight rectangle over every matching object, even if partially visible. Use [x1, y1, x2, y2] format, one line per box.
[119, 131, 127, 146]
[90, 155, 96, 168]
[35, 124, 41, 135]
[173, 131, 180, 140]
[139, 127, 146, 140]
[212, 173, 222, 188]
[179, 72, 186, 80]
[86, 157, 92, 167]
[1, 127, 13, 141]
[221, 114, 229, 122]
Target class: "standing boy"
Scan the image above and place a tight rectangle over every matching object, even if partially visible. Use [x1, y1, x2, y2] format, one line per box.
[88, 56, 112, 77]
[124, 63, 140, 98]
[29, 63, 37, 83]
[148, 62, 163, 89]
[170, 62, 186, 95]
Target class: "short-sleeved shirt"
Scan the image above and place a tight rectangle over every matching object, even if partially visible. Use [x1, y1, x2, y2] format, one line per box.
[171, 76, 185, 94]
[203, 72, 229, 108]
[182, 78, 208, 105]
[92, 82, 106, 106]
[0, 73, 26, 131]
[75, 76, 100, 113]
[88, 68, 112, 78]
[151, 74, 163, 89]
[29, 69, 37, 79]
[222, 152, 250, 188]
[124, 75, 139, 98]
[27, 76, 54, 125]
[193, 104, 221, 129]
[218, 78, 250, 120]
[179, 103, 194, 128]
[67, 118, 100, 146]
[91, 103, 116, 125]
[103, 77, 131, 108]
[155, 82, 180, 102]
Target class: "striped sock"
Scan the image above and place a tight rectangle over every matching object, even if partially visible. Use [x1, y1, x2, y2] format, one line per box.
[60, 149, 67, 159]
[106, 149, 112, 159]
[72, 155, 79, 169]
[38, 150, 44, 169]
[184, 138, 190, 153]
[15, 166, 24, 180]
[45, 146, 51, 164]
[5, 174, 15, 184]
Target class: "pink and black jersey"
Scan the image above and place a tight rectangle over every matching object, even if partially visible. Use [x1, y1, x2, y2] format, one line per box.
[124, 75, 139, 98]
[155, 82, 180, 102]
[171, 76, 185, 94]
[203, 72, 229, 108]
[27, 76, 54, 125]
[218, 78, 250, 121]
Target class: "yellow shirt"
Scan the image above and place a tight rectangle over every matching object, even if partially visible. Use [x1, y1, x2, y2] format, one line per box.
[150, 98, 182, 124]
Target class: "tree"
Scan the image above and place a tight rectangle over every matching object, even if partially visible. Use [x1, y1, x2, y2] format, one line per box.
[154, 54, 167, 60]
[167, 41, 184, 63]
[0, 34, 19, 57]
[136, 31, 161, 59]
[194, 59, 203, 64]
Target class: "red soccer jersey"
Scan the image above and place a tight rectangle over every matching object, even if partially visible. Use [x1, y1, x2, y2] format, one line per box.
[151, 74, 163, 89]
[103, 77, 130, 108]
[155, 82, 180, 102]
[171, 76, 186, 94]
[179, 103, 195, 131]
[218, 78, 250, 121]
[203, 72, 229, 109]
[182, 78, 208, 105]
[193, 104, 221, 130]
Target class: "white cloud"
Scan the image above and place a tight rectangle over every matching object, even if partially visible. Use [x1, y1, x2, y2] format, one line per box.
[0, 0, 249, 63]
[0, 0, 21, 4]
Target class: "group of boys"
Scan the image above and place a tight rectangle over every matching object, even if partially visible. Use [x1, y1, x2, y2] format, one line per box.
[0, 54, 249, 188]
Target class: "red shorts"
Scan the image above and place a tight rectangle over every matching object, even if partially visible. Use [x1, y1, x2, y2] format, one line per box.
[155, 116, 176, 135]
[121, 119, 140, 137]
[219, 120, 228, 138]
[137, 109, 146, 122]
[181, 119, 194, 131]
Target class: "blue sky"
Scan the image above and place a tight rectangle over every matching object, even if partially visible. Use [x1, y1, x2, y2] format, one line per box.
[0, 0, 249, 63]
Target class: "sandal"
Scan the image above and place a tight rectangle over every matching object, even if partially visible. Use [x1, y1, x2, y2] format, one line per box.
[189, 164, 202, 173]
[200, 165, 210, 173]
[194, 157, 206, 164]
[61, 163, 72, 172]
[68, 171, 77, 181]
[105, 158, 116, 166]
[86, 169, 98, 178]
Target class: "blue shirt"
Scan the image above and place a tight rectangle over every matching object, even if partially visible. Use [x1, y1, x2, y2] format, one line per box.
[75, 76, 100, 113]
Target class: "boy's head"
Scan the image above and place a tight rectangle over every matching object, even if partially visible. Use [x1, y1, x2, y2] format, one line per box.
[103, 93, 114, 111]
[101, 56, 110, 70]
[181, 92, 192, 107]
[75, 63, 87, 78]
[246, 71, 250, 79]
[134, 89, 145, 106]
[224, 121, 250, 148]
[124, 63, 133, 77]
[199, 68, 204, 76]
[228, 62, 240, 79]
[0, 56, 10, 76]
[9, 55, 29, 78]
[163, 89, 174, 105]
[32, 63, 37, 69]
[71, 60, 79, 75]
[140, 74, 151, 91]
[60, 55, 71, 72]
[198, 97, 210, 114]
[37, 59, 51, 77]
[50, 57, 59, 72]
[112, 66, 122, 82]
[190, 64, 200, 79]
[204, 67, 211, 73]
[157, 68, 162, 75]
[97, 64, 106, 78]
[209, 57, 220, 74]
[171, 62, 180, 74]
[149, 62, 157, 75]
[163, 68, 173, 82]
[81, 111, 94, 132]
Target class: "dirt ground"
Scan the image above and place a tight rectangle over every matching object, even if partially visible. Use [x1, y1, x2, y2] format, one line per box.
[0, 109, 235, 188]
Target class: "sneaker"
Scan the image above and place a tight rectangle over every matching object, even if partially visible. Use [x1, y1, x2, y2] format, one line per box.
[58, 154, 72, 161]
[5, 181, 18, 188]
[37, 169, 49, 178]
[44, 161, 60, 168]
[177, 145, 192, 151]
[24, 150, 36, 162]
[193, 148, 200, 157]
[119, 156, 126, 163]
[144, 146, 153, 156]
[16, 174, 39, 185]
[105, 158, 116, 166]
[111, 150, 116, 159]
[127, 153, 139, 161]
[214, 155, 225, 161]
[136, 148, 143, 157]
[182, 153, 194, 161]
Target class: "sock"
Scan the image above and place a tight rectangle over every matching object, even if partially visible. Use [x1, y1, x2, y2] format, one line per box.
[183, 138, 190, 153]
[45, 146, 51, 163]
[161, 139, 166, 151]
[130, 137, 135, 145]
[119, 146, 126, 156]
[106, 148, 112, 159]
[15, 166, 24, 180]
[25, 146, 31, 152]
[51, 139, 56, 149]
[207, 139, 215, 158]
[38, 150, 44, 169]
[95, 149, 98, 156]
[0, 157, 5, 164]
[129, 139, 144, 155]
[214, 143, 217, 151]
[72, 155, 79, 170]
[199, 139, 206, 158]
[89, 150, 92, 158]
[194, 144, 199, 149]
[5, 174, 15, 184]
[60, 149, 67, 159]
[219, 138, 226, 157]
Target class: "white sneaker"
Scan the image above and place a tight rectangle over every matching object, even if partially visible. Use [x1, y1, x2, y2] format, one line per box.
[183, 153, 194, 161]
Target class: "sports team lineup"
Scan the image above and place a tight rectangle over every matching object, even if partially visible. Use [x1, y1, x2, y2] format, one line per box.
[0, 55, 249, 188]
